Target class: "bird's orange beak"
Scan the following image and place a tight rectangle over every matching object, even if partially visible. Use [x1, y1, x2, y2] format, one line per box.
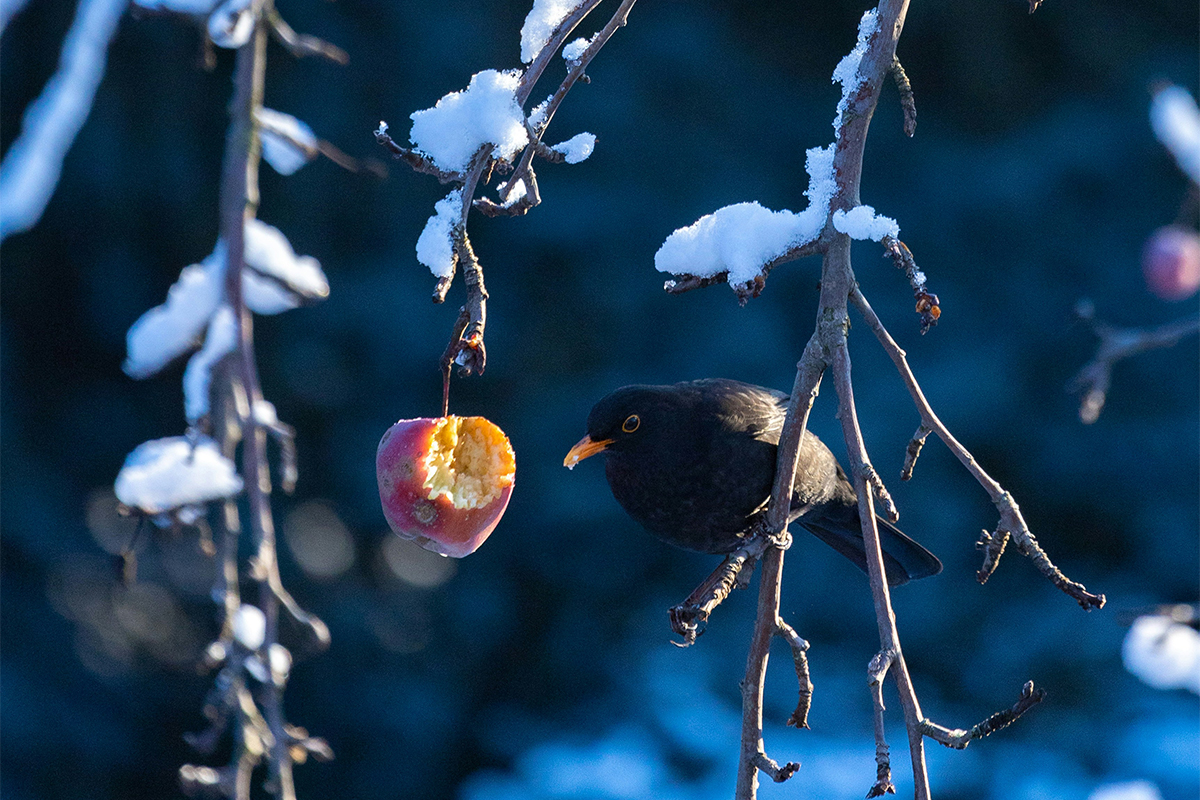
[563, 435, 612, 470]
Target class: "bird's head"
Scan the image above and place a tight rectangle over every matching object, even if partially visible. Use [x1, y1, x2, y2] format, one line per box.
[563, 384, 674, 469]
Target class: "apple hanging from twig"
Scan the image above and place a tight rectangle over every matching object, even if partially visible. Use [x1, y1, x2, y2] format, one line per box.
[376, 415, 515, 557]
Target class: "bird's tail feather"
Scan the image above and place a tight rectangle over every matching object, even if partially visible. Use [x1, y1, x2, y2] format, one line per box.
[800, 514, 942, 587]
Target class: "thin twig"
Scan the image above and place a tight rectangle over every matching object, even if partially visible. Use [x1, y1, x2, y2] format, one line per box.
[374, 125, 462, 183]
[851, 284, 1105, 611]
[900, 424, 930, 481]
[1069, 306, 1199, 424]
[267, 8, 348, 64]
[867, 649, 898, 797]
[881, 235, 940, 334]
[496, 0, 638, 205]
[889, 56, 916, 137]
[919, 681, 1047, 748]
[975, 527, 1010, 584]
[778, 621, 813, 729]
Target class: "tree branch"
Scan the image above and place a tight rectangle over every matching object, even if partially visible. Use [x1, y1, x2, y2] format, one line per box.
[850, 284, 1105, 610]
[1069, 305, 1199, 424]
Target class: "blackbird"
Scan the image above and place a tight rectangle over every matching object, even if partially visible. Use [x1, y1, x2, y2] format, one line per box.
[564, 379, 941, 586]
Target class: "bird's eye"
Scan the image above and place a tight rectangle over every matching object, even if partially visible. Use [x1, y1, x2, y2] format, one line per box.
[621, 414, 640, 433]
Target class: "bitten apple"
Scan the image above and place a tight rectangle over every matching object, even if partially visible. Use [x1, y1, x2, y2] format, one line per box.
[376, 415, 515, 557]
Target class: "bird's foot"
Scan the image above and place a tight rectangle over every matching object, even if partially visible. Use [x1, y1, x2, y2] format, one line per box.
[669, 604, 708, 646]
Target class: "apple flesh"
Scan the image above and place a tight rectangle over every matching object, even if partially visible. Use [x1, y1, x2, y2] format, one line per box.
[377, 415, 515, 557]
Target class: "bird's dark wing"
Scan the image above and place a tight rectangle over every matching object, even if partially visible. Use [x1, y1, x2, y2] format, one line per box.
[693, 379, 788, 443]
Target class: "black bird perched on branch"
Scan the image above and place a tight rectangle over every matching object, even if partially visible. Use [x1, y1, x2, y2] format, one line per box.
[564, 379, 941, 586]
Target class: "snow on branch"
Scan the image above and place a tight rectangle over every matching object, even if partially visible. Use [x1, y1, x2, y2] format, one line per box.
[416, 189, 464, 279]
[1151, 84, 1200, 185]
[258, 107, 319, 175]
[0, 0, 126, 241]
[115, 435, 243, 519]
[832, 9, 880, 138]
[654, 9, 901, 301]
[408, 70, 530, 174]
[655, 145, 835, 300]
[520, 0, 584, 64]
[1123, 611, 1200, 694]
[124, 220, 328, 380]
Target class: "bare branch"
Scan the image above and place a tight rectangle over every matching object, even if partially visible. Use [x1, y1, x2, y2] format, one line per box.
[920, 681, 1047, 748]
[1069, 304, 1199, 424]
[851, 284, 1105, 610]
[889, 56, 916, 137]
[266, 9, 348, 64]
[900, 424, 931, 481]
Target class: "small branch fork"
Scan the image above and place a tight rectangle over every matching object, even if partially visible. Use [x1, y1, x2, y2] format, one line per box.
[1068, 304, 1199, 424]
[377, 0, 638, 409]
[663, 1, 1083, 797]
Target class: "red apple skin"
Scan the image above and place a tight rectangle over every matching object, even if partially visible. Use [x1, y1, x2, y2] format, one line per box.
[1143, 226, 1200, 301]
[376, 417, 514, 558]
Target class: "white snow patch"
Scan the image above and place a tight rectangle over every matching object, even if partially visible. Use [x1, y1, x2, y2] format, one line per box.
[416, 189, 463, 278]
[183, 305, 238, 422]
[655, 202, 806, 287]
[258, 108, 317, 176]
[253, 399, 278, 426]
[528, 96, 552, 132]
[832, 9, 879, 136]
[125, 259, 224, 379]
[655, 144, 836, 291]
[832, 205, 899, 241]
[268, 643, 292, 682]
[1088, 780, 1164, 800]
[0, 0, 126, 240]
[409, 70, 529, 173]
[243, 218, 328, 303]
[562, 36, 591, 62]
[233, 604, 266, 650]
[125, 222, 326, 378]
[520, 0, 581, 64]
[207, 0, 253, 49]
[501, 178, 528, 208]
[114, 435, 243, 515]
[1123, 614, 1200, 694]
[1151, 84, 1200, 184]
[551, 132, 595, 164]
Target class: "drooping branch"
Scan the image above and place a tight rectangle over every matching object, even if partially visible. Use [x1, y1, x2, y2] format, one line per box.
[850, 284, 1105, 611]
[378, 0, 638, 406]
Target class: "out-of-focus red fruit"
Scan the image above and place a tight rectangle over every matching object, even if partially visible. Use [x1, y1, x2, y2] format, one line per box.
[1142, 226, 1200, 301]
[376, 416, 515, 557]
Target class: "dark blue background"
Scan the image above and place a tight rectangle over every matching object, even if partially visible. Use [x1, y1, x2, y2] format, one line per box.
[2, 1, 1197, 798]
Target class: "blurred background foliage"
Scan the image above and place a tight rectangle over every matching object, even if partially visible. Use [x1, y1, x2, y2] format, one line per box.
[1, 1, 1197, 798]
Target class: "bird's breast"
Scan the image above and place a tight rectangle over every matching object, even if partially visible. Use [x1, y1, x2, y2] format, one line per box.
[603, 433, 776, 554]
